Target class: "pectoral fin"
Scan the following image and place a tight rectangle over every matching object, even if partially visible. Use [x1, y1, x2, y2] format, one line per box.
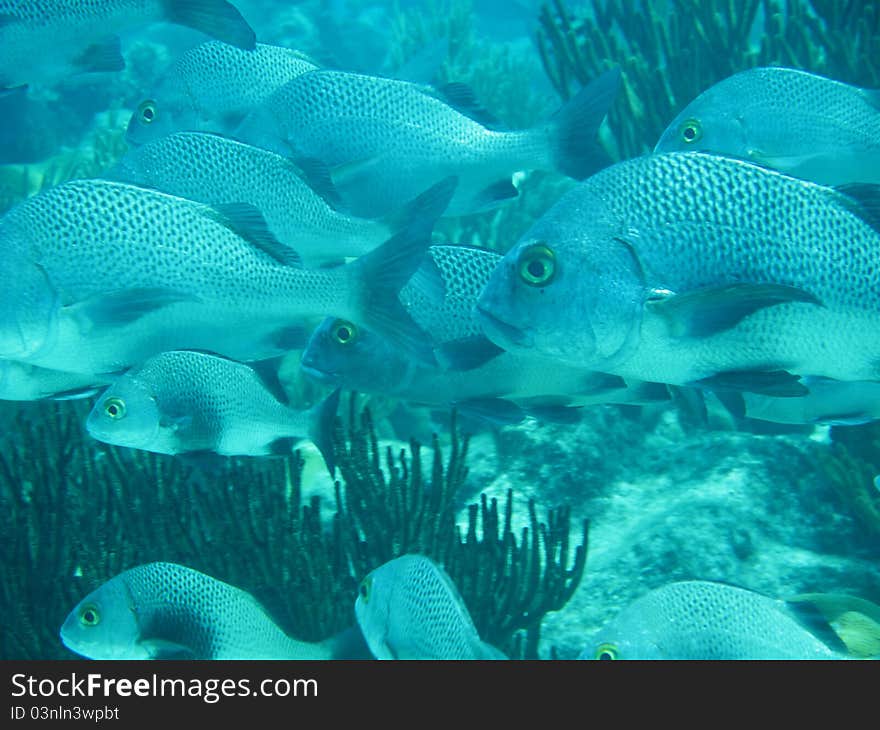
[67, 288, 200, 330]
[138, 638, 197, 660]
[693, 369, 807, 397]
[647, 283, 823, 338]
[74, 37, 125, 74]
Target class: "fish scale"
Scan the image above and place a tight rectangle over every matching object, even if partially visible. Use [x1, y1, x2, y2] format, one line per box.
[85, 350, 336, 460]
[477, 151, 880, 386]
[0, 0, 256, 90]
[655, 67, 880, 185]
[126, 42, 317, 145]
[110, 132, 393, 265]
[580, 581, 844, 660]
[240, 66, 620, 217]
[0, 177, 447, 374]
[61, 562, 331, 659]
[355, 554, 506, 660]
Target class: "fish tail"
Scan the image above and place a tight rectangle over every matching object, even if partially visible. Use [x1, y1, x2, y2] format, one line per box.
[547, 66, 622, 180]
[307, 387, 341, 476]
[161, 0, 256, 50]
[349, 176, 457, 364]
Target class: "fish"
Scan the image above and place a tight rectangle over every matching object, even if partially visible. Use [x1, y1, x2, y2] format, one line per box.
[125, 41, 317, 146]
[0, 0, 256, 91]
[109, 132, 414, 266]
[654, 67, 880, 186]
[0, 360, 108, 401]
[61, 561, 336, 659]
[578, 580, 855, 660]
[714, 376, 880, 427]
[85, 350, 341, 471]
[354, 553, 507, 660]
[236, 66, 622, 217]
[476, 152, 880, 391]
[0, 176, 455, 374]
[301, 317, 670, 425]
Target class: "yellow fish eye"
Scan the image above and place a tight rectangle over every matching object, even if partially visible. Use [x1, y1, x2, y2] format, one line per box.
[595, 642, 619, 660]
[103, 397, 126, 420]
[79, 603, 101, 627]
[358, 576, 372, 603]
[331, 320, 358, 345]
[517, 243, 556, 287]
[680, 118, 702, 144]
[137, 99, 158, 125]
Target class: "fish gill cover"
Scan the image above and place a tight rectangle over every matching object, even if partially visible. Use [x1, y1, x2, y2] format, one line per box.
[0, 0, 878, 661]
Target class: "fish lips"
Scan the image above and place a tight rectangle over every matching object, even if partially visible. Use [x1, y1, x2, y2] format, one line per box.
[475, 305, 533, 350]
[299, 360, 339, 385]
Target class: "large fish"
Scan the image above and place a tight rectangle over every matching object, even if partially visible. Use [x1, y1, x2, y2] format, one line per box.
[61, 562, 336, 659]
[86, 350, 340, 471]
[126, 41, 316, 146]
[109, 132, 408, 266]
[0, 0, 256, 90]
[301, 317, 669, 425]
[354, 554, 507, 660]
[0, 177, 454, 375]
[578, 580, 865, 660]
[655, 67, 880, 185]
[237, 66, 621, 217]
[477, 152, 880, 392]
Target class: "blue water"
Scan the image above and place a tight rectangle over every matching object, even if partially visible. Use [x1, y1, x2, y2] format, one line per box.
[1, 0, 879, 661]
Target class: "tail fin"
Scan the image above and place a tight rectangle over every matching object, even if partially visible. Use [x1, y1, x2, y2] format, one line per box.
[308, 387, 341, 476]
[549, 66, 622, 180]
[787, 593, 880, 659]
[162, 0, 256, 50]
[349, 176, 457, 364]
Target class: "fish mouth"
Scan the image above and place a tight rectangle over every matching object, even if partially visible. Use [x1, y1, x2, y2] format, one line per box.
[475, 306, 531, 348]
[300, 362, 338, 384]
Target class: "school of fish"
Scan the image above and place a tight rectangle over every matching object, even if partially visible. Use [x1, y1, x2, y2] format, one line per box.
[2, 1, 879, 660]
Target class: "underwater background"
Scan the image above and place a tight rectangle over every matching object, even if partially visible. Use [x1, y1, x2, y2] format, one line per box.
[1, 0, 879, 660]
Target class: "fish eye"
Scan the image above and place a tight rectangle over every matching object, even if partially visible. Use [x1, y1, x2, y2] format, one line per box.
[358, 576, 372, 603]
[680, 118, 702, 144]
[103, 397, 126, 420]
[137, 99, 158, 125]
[595, 642, 619, 660]
[517, 243, 556, 287]
[331, 320, 358, 345]
[79, 604, 101, 627]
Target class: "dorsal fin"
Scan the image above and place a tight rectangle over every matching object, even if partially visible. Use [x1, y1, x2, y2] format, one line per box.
[208, 203, 302, 267]
[248, 357, 290, 405]
[862, 87, 880, 112]
[834, 183, 880, 234]
[290, 156, 344, 210]
[434, 82, 501, 128]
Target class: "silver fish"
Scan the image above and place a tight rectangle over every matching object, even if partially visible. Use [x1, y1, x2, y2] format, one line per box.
[655, 67, 880, 186]
[237, 66, 621, 217]
[301, 317, 669, 425]
[0, 0, 255, 90]
[86, 350, 340, 470]
[0, 177, 454, 374]
[109, 132, 408, 266]
[126, 41, 316, 146]
[61, 562, 333, 659]
[0, 359, 108, 401]
[713, 376, 880, 427]
[354, 554, 506, 660]
[579, 580, 852, 660]
[477, 152, 880, 392]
